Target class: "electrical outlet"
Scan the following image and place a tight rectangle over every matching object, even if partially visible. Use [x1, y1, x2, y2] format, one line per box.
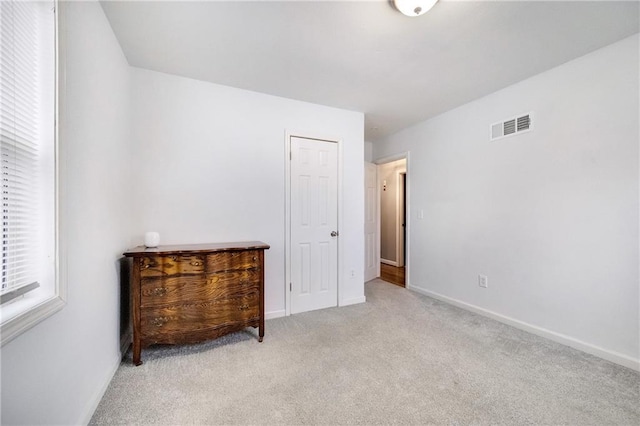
[350, 269, 356, 278]
[478, 274, 488, 288]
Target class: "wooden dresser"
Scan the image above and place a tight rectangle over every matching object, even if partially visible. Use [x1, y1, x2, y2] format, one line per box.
[123, 241, 269, 365]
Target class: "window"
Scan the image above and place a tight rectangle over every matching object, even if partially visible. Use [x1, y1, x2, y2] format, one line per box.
[0, 0, 59, 345]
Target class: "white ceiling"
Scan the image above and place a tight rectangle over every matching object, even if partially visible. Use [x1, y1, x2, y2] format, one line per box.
[100, 0, 639, 141]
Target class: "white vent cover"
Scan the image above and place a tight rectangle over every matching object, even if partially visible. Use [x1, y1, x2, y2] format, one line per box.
[490, 113, 533, 141]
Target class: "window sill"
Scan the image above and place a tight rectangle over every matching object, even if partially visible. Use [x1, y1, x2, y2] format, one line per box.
[1, 295, 66, 346]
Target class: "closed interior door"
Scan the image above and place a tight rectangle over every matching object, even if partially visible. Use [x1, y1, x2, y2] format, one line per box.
[364, 162, 378, 281]
[290, 136, 338, 314]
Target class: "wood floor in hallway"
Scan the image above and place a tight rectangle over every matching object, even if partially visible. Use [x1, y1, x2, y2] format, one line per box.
[380, 263, 405, 287]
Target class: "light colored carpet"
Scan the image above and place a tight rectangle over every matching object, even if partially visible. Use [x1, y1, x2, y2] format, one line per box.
[91, 279, 639, 425]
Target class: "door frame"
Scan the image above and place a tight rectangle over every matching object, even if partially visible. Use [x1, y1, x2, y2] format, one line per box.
[285, 131, 343, 316]
[375, 152, 410, 287]
[398, 172, 406, 268]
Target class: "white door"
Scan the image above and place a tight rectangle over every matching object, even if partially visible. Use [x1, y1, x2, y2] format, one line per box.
[364, 162, 378, 281]
[290, 136, 338, 314]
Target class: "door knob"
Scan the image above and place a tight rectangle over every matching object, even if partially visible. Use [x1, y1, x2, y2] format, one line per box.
[331, 231, 339, 237]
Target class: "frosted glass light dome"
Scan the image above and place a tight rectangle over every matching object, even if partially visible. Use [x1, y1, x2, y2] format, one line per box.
[394, 0, 438, 17]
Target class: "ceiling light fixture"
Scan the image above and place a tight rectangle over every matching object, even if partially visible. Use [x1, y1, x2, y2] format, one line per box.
[393, 0, 438, 17]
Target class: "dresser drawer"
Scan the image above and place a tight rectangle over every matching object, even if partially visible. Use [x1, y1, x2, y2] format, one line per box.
[140, 269, 260, 308]
[207, 250, 260, 272]
[206, 268, 260, 291]
[141, 276, 205, 307]
[141, 295, 260, 339]
[139, 254, 205, 277]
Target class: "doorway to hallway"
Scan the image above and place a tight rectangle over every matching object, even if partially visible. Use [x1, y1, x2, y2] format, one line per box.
[378, 157, 407, 287]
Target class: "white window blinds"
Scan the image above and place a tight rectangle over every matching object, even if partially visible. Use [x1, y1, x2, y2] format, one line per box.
[0, 0, 55, 303]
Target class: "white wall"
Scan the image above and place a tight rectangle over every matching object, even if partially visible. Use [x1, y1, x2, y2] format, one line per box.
[1, 2, 133, 424]
[364, 141, 373, 162]
[129, 68, 365, 316]
[374, 35, 639, 367]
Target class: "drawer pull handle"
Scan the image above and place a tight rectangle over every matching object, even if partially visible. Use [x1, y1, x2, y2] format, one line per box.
[171, 256, 177, 261]
[142, 264, 150, 269]
[252, 256, 257, 261]
[152, 287, 167, 296]
[238, 305, 250, 311]
[152, 317, 168, 327]
[191, 261, 202, 266]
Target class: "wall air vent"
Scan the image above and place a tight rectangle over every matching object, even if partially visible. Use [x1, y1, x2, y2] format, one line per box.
[490, 112, 533, 141]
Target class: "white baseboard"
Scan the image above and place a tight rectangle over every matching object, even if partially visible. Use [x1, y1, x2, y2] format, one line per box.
[407, 284, 640, 372]
[364, 272, 378, 282]
[266, 309, 286, 320]
[340, 295, 366, 307]
[79, 352, 121, 425]
[380, 258, 398, 267]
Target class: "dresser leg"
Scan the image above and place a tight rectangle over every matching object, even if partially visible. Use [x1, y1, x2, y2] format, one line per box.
[133, 339, 142, 366]
[259, 325, 264, 342]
